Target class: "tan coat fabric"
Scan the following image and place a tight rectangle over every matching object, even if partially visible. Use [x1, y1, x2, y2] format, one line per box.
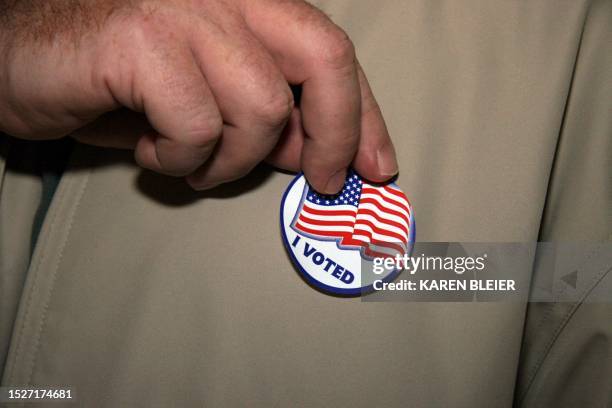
[0, 141, 43, 373]
[1, 0, 610, 406]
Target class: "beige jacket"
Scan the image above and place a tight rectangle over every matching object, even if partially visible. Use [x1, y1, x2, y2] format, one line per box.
[1, 0, 611, 406]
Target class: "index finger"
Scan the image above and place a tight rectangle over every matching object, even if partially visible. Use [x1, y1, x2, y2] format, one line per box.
[242, 0, 361, 193]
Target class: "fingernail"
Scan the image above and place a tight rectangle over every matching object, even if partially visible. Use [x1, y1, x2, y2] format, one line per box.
[377, 147, 399, 177]
[198, 183, 220, 191]
[186, 176, 219, 191]
[323, 169, 347, 194]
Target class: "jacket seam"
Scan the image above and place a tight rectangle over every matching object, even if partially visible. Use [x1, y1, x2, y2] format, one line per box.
[24, 171, 90, 386]
[518, 261, 612, 405]
[4, 168, 71, 385]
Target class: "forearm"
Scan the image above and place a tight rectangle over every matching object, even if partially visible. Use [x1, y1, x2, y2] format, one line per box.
[0, 0, 128, 46]
[0, 0, 119, 139]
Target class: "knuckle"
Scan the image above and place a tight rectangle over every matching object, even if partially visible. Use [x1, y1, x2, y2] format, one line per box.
[253, 89, 294, 128]
[185, 115, 223, 148]
[316, 27, 356, 69]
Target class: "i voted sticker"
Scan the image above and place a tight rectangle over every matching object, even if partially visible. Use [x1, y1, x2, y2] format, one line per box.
[280, 170, 415, 296]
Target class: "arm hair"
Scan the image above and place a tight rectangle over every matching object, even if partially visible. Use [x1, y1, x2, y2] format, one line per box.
[0, 0, 126, 45]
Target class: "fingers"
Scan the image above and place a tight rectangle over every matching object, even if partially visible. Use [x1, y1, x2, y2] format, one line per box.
[265, 107, 304, 172]
[242, 0, 361, 193]
[131, 41, 223, 177]
[70, 1, 394, 194]
[185, 23, 293, 189]
[352, 63, 399, 182]
[266, 67, 399, 182]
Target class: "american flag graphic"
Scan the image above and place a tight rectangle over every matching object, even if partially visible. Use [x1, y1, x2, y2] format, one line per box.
[292, 170, 413, 259]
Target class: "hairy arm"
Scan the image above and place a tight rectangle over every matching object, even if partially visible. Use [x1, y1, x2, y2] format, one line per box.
[3, 1, 90, 39]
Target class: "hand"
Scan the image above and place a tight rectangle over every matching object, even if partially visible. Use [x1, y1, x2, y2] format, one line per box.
[0, 0, 398, 193]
